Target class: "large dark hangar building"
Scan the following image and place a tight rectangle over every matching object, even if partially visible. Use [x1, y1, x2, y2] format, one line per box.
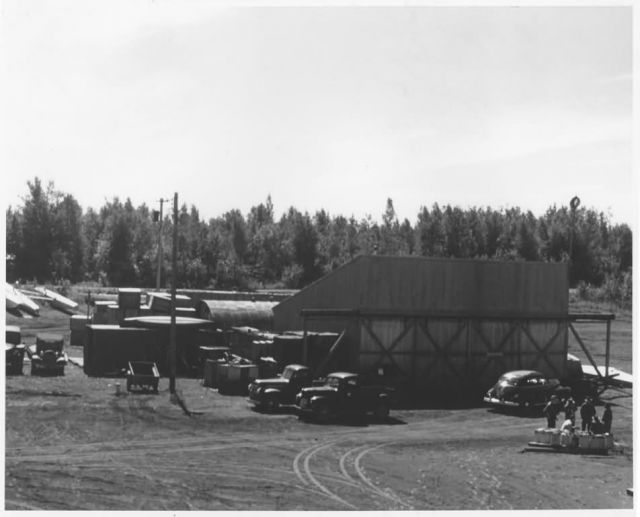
[273, 255, 570, 400]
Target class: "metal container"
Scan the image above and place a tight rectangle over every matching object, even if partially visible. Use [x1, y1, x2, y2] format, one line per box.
[5, 325, 21, 345]
[534, 428, 551, 445]
[126, 361, 160, 392]
[118, 288, 142, 310]
[216, 363, 259, 395]
[549, 430, 562, 446]
[70, 315, 90, 331]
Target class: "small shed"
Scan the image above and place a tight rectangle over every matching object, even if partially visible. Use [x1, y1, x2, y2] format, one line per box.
[273, 255, 569, 400]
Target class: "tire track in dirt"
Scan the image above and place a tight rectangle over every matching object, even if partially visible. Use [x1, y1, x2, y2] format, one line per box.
[316, 414, 536, 510]
[293, 440, 359, 510]
[6, 408, 540, 511]
[352, 443, 413, 509]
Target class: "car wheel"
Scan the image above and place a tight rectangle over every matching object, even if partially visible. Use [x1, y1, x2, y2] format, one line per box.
[264, 397, 278, 413]
[316, 405, 332, 424]
[374, 401, 390, 420]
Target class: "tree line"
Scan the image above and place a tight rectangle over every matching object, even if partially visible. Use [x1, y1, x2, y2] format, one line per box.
[6, 177, 633, 305]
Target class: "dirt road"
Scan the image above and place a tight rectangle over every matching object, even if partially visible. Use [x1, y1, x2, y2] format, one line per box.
[5, 305, 633, 510]
[5, 365, 633, 511]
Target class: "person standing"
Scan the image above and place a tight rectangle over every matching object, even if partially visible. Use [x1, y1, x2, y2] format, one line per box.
[563, 396, 576, 424]
[602, 403, 613, 434]
[580, 397, 596, 432]
[543, 395, 562, 428]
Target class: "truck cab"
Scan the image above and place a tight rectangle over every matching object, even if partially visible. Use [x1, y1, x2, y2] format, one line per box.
[295, 372, 393, 422]
[248, 364, 313, 411]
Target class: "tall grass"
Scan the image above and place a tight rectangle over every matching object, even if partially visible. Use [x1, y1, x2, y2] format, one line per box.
[570, 271, 632, 313]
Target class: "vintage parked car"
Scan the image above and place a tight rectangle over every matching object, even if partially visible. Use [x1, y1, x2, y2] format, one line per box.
[6, 344, 26, 375]
[483, 370, 571, 409]
[29, 333, 68, 376]
[247, 364, 314, 411]
[6, 325, 25, 375]
[295, 371, 394, 422]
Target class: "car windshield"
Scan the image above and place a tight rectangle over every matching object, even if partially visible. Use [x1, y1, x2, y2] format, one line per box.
[327, 376, 341, 388]
[281, 366, 295, 380]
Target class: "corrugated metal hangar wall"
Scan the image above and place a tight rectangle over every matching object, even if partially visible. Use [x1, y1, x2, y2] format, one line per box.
[273, 255, 569, 399]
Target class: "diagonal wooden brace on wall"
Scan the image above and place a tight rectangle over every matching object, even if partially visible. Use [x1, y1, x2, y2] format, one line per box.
[568, 322, 604, 379]
[532, 320, 564, 370]
[472, 320, 519, 379]
[313, 330, 347, 378]
[360, 317, 414, 377]
[418, 318, 467, 381]
[518, 321, 563, 378]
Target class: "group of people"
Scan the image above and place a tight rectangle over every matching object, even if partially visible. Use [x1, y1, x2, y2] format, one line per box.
[542, 395, 613, 434]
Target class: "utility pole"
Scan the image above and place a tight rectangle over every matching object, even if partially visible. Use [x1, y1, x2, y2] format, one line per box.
[155, 198, 170, 289]
[569, 196, 580, 285]
[169, 192, 178, 394]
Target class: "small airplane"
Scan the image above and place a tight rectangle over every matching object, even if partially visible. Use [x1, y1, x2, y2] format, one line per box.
[5, 283, 79, 317]
[5, 282, 40, 317]
[581, 364, 633, 389]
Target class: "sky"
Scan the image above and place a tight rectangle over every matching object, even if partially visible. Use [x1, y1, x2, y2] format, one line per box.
[0, 1, 635, 225]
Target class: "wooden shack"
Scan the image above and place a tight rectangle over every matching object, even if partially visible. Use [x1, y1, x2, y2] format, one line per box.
[273, 255, 569, 400]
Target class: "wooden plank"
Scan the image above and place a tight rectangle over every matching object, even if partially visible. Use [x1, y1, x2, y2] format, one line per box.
[313, 330, 346, 377]
[302, 308, 568, 320]
[569, 322, 603, 378]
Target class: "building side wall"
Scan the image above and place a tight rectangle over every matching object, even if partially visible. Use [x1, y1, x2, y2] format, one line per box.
[357, 316, 568, 395]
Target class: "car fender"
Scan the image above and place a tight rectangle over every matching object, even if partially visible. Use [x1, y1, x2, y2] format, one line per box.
[263, 388, 282, 396]
[310, 395, 331, 407]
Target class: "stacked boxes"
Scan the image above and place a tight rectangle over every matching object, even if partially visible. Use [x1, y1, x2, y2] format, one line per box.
[203, 358, 226, 388]
[577, 432, 591, 449]
[576, 431, 601, 450]
[549, 430, 562, 446]
[118, 288, 142, 310]
[6, 325, 21, 345]
[106, 305, 120, 324]
[590, 435, 606, 449]
[560, 432, 573, 447]
[84, 324, 165, 376]
[69, 315, 91, 347]
[92, 301, 113, 324]
[533, 428, 548, 444]
[603, 434, 614, 449]
[216, 363, 259, 394]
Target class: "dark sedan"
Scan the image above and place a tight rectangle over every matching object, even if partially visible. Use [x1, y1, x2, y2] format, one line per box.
[483, 370, 570, 409]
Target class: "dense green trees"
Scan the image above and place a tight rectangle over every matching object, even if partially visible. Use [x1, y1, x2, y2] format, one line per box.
[5, 177, 632, 306]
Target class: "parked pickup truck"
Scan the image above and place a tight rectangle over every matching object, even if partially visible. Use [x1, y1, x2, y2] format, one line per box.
[247, 364, 313, 411]
[295, 371, 393, 422]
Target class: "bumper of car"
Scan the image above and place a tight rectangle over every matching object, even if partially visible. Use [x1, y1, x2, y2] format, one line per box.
[246, 396, 263, 407]
[483, 396, 520, 408]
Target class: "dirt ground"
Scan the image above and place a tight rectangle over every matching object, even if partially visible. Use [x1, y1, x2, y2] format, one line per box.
[4, 305, 634, 511]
